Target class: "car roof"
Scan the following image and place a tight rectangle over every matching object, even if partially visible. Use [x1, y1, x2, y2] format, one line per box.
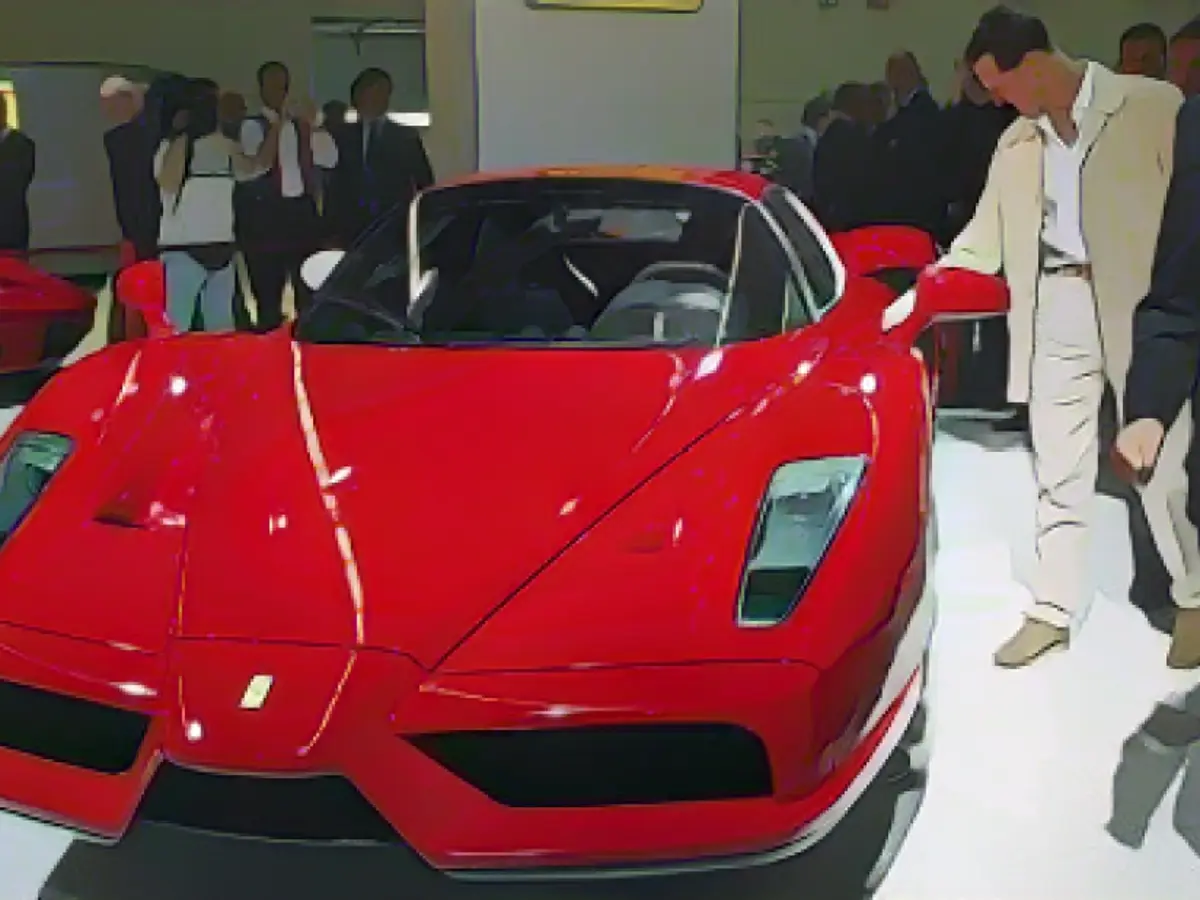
[435, 165, 771, 201]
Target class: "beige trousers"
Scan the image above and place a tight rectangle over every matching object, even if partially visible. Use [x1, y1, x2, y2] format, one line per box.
[1027, 274, 1200, 629]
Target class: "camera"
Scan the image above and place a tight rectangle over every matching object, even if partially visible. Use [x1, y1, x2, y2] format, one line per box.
[158, 76, 220, 142]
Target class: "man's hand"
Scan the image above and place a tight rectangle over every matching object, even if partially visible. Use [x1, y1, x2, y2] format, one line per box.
[1114, 418, 1166, 481]
[286, 96, 318, 126]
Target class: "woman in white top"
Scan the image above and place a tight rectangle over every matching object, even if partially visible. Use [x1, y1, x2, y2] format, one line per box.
[154, 81, 274, 332]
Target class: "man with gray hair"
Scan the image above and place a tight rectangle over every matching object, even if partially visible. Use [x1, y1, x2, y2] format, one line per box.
[100, 75, 159, 266]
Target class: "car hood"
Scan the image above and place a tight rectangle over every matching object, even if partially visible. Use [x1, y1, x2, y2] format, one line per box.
[165, 337, 757, 667]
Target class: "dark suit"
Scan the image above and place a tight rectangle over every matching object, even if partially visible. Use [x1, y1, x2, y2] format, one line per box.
[0, 129, 35, 252]
[940, 99, 1017, 239]
[1125, 97, 1200, 527]
[812, 117, 876, 233]
[103, 119, 161, 260]
[939, 99, 1018, 410]
[872, 89, 947, 241]
[326, 119, 433, 248]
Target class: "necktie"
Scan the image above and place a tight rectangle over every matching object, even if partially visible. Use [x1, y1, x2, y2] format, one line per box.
[363, 120, 375, 167]
[363, 121, 379, 215]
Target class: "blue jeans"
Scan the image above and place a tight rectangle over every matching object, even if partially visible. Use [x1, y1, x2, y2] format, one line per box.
[161, 250, 236, 332]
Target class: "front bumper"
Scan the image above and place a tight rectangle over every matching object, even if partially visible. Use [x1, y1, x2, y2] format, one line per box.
[0, 615, 925, 878]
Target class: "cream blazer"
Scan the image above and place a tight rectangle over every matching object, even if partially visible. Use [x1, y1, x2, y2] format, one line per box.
[942, 65, 1183, 404]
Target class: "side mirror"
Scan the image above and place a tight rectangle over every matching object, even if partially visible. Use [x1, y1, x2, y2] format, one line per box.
[882, 266, 1009, 336]
[114, 260, 174, 337]
[916, 266, 1009, 321]
[300, 249, 346, 291]
[831, 225, 938, 278]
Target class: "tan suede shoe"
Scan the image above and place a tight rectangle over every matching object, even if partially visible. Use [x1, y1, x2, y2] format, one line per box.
[1166, 608, 1200, 670]
[994, 618, 1070, 668]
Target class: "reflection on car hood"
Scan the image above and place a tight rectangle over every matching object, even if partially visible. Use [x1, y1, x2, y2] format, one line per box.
[175, 338, 751, 667]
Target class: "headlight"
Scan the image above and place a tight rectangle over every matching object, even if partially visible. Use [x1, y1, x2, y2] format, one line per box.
[736, 456, 866, 627]
[0, 432, 72, 546]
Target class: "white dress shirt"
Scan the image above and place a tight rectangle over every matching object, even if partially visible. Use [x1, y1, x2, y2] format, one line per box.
[240, 107, 337, 196]
[1037, 63, 1096, 264]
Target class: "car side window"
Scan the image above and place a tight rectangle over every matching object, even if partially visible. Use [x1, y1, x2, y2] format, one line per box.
[724, 206, 811, 342]
[762, 187, 840, 316]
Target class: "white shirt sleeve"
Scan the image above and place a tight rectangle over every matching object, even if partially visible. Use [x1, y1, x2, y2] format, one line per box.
[240, 118, 265, 158]
[311, 128, 338, 169]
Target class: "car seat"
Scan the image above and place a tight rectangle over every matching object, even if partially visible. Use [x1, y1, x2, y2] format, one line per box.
[590, 262, 729, 344]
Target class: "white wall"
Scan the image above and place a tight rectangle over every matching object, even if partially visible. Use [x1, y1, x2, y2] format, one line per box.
[424, 0, 478, 181]
[8, 66, 125, 252]
[473, 0, 741, 170]
[741, 0, 1198, 133]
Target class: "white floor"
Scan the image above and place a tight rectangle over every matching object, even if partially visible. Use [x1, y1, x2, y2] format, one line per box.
[0, 311, 1198, 897]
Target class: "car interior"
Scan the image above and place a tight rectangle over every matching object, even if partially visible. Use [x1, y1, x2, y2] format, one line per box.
[416, 197, 740, 345]
[300, 180, 794, 348]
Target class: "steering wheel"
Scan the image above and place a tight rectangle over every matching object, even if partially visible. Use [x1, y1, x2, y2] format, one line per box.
[425, 218, 598, 334]
[630, 261, 729, 291]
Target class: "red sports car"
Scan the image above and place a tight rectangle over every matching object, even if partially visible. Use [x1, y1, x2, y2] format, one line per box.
[0, 256, 96, 375]
[0, 167, 1006, 878]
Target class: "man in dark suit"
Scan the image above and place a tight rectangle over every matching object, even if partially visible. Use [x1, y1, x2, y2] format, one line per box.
[1114, 18, 1200, 670]
[873, 51, 948, 242]
[100, 77, 160, 264]
[326, 68, 433, 249]
[938, 61, 1018, 414]
[0, 92, 35, 254]
[812, 82, 877, 233]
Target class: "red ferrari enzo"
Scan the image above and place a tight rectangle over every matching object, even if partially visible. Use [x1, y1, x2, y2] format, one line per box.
[0, 166, 1006, 878]
[0, 255, 96, 375]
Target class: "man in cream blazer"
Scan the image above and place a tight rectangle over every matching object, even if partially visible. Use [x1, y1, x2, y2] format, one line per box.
[945, 7, 1190, 668]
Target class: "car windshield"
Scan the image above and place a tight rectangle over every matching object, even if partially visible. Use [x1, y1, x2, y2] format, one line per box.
[295, 177, 751, 349]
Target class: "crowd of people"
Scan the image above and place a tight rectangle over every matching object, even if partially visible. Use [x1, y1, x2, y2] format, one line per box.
[747, 18, 1195, 247]
[747, 53, 1016, 248]
[97, 61, 434, 335]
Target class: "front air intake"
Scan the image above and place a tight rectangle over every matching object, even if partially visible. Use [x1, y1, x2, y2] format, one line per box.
[137, 764, 400, 843]
[410, 723, 773, 807]
[0, 678, 149, 774]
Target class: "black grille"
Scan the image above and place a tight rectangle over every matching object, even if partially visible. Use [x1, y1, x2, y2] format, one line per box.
[411, 723, 773, 807]
[137, 764, 399, 843]
[0, 678, 149, 774]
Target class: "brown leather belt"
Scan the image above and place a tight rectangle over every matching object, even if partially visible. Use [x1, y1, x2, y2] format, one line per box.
[1042, 262, 1092, 281]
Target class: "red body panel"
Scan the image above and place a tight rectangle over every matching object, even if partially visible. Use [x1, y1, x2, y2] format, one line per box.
[0, 257, 96, 373]
[114, 261, 172, 339]
[829, 226, 937, 278]
[0, 186, 953, 875]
